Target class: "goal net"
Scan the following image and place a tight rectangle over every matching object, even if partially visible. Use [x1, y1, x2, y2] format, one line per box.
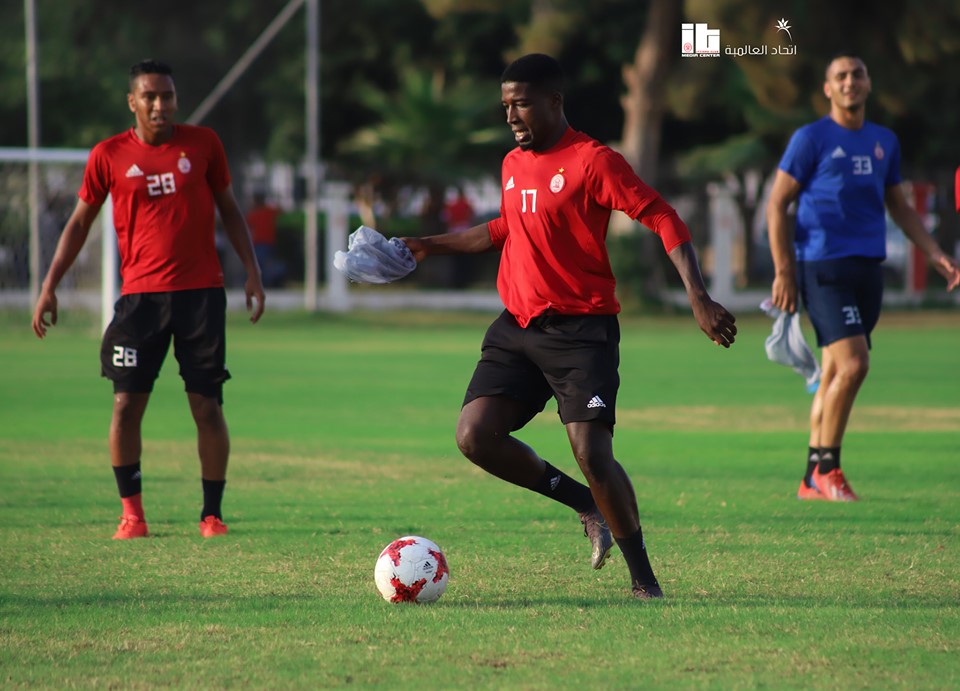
[0, 148, 118, 327]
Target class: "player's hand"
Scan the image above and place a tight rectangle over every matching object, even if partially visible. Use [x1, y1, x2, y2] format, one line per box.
[399, 237, 427, 263]
[932, 254, 960, 291]
[691, 295, 737, 348]
[244, 274, 265, 323]
[771, 271, 798, 313]
[32, 290, 58, 339]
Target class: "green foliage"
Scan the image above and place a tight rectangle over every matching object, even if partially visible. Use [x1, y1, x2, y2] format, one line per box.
[3, 1, 960, 187]
[339, 65, 504, 186]
[675, 132, 770, 180]
[677, 0, 960, 171]
[2, 311, 959, 688]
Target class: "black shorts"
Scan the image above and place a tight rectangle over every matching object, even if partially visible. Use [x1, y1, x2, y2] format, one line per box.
[101, 288, 231, 402]
[798, 257, 883, 348]
[463, 310, 620, 429]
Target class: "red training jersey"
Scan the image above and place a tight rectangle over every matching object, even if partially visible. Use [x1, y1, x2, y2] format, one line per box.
[488, 127, 670, 327]
[79, 125, 231, 294]
[246, 205, 281, 246]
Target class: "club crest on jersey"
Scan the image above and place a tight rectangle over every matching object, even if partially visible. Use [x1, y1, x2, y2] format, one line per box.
[873, 142, 884, 160]
[178, 153, 192, 174]
[549, 173, 565, 193]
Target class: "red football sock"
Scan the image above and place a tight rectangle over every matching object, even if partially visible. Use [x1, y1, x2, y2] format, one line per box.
[121, 493, 144, 520]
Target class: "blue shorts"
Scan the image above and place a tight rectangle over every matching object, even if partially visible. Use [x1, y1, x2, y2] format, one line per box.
[798, 257, 883, 348]
[463, 311, 620, 429]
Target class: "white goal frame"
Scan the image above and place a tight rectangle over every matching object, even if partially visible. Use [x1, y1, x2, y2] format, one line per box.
[0, 146, 117, 332]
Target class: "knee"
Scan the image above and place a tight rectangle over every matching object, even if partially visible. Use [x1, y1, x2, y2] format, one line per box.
[112, 394, 144, 427]
[455, 417, 491, 463]
[572, 446, 614, 485]
[836, 355, 870, 386]
[191, 396, 225, 430]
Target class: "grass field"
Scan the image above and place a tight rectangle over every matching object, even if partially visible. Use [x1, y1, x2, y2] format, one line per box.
[1, 308, 958, 689]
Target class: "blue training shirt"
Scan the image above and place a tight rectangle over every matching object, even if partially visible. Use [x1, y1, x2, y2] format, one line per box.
[778, 116, 901, 261]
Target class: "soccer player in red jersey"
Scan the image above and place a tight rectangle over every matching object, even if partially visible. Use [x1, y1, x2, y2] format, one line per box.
[32, 60, 265, 540]
[403, 54, 736, 600]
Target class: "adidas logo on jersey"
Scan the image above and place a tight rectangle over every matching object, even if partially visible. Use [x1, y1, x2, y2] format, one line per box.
[830, 146, 847, 159]
[587, 395, 606, 409]
[125, 164, 145, 177]
[505, 176, 515, 191]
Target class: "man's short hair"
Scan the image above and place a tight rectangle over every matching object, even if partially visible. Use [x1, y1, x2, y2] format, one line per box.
[501, 53, 565, 94]
[824, 50, 864, 78]
[129, 59, 174, 89]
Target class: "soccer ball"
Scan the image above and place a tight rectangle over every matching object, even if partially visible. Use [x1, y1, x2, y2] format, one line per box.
[374, 535, 449, 603]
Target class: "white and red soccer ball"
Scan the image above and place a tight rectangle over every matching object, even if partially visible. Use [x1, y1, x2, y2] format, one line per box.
[374, 536, 449, 603]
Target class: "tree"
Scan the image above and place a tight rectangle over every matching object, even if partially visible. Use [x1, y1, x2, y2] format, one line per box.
[619, 0, 681, 185]
[337, 65, 504, 227]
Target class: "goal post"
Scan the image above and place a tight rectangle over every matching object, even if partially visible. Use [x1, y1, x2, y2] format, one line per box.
[0, 147, 118, 332]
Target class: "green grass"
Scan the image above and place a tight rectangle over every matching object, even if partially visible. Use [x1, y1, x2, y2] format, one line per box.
[1, 308, 958, 689]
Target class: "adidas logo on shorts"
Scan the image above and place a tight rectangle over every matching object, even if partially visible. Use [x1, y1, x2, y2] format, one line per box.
[587, 395, 606, 409]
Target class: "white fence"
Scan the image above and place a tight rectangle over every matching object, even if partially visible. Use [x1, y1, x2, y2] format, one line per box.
[1, 150, 944, 325]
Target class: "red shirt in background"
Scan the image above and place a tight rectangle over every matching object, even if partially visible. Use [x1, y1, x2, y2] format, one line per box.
[955, 165, 960, 213]
[79, 125, 230, 294]
[445, 194, 475, 232]
[487, 127, 688, 327]
[247, 204, 281, 246]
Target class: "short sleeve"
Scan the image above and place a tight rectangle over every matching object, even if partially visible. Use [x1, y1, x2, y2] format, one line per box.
[205, 129, 231, 192]
[78, 143, 112, 206]
[778, 127, 817, 187]
[884, 135, 902, 189]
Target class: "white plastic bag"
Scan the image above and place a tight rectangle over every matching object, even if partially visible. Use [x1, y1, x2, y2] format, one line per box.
[333, 225, 417, 284]
[760, 298, 821, 393]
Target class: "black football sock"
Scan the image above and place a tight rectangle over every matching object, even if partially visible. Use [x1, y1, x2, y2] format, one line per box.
[113, 462, 142, 497]
[532, 461, 595, 513]
[804, 447, 820, 487]
[818, 447, 841, 474]
[616, 529, 659, 587]
[201, 479, 226, 520]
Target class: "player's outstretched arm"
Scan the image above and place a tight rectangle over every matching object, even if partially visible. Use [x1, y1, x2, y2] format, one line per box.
[32, 198, 100, 339]
[401, 222, 494, 262]
[214, 186, 266, 323]
[885, 184, 960, 291]
[667, 242, 737, 348]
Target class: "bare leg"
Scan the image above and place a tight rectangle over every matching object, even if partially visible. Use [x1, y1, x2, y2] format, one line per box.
[566, 420, 659, 593]
[188, 393, 229, 480]
[808, 362, 827, 449]
[565, 421, 639, 538]
[456, 395, 546, 488]
[816, 335, 870, 448]
[110, 392, 150, 467]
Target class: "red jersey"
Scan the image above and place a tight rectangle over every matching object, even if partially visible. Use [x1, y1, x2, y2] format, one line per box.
[79, 125, 231, 294]
[246, 205, 281, 245]
[488, 128, 675, 327]
[444, 196, 474, 230]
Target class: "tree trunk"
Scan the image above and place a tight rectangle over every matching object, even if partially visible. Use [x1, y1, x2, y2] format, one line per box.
[620, 0, 681, 185]
[615, 0, 682, 302]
